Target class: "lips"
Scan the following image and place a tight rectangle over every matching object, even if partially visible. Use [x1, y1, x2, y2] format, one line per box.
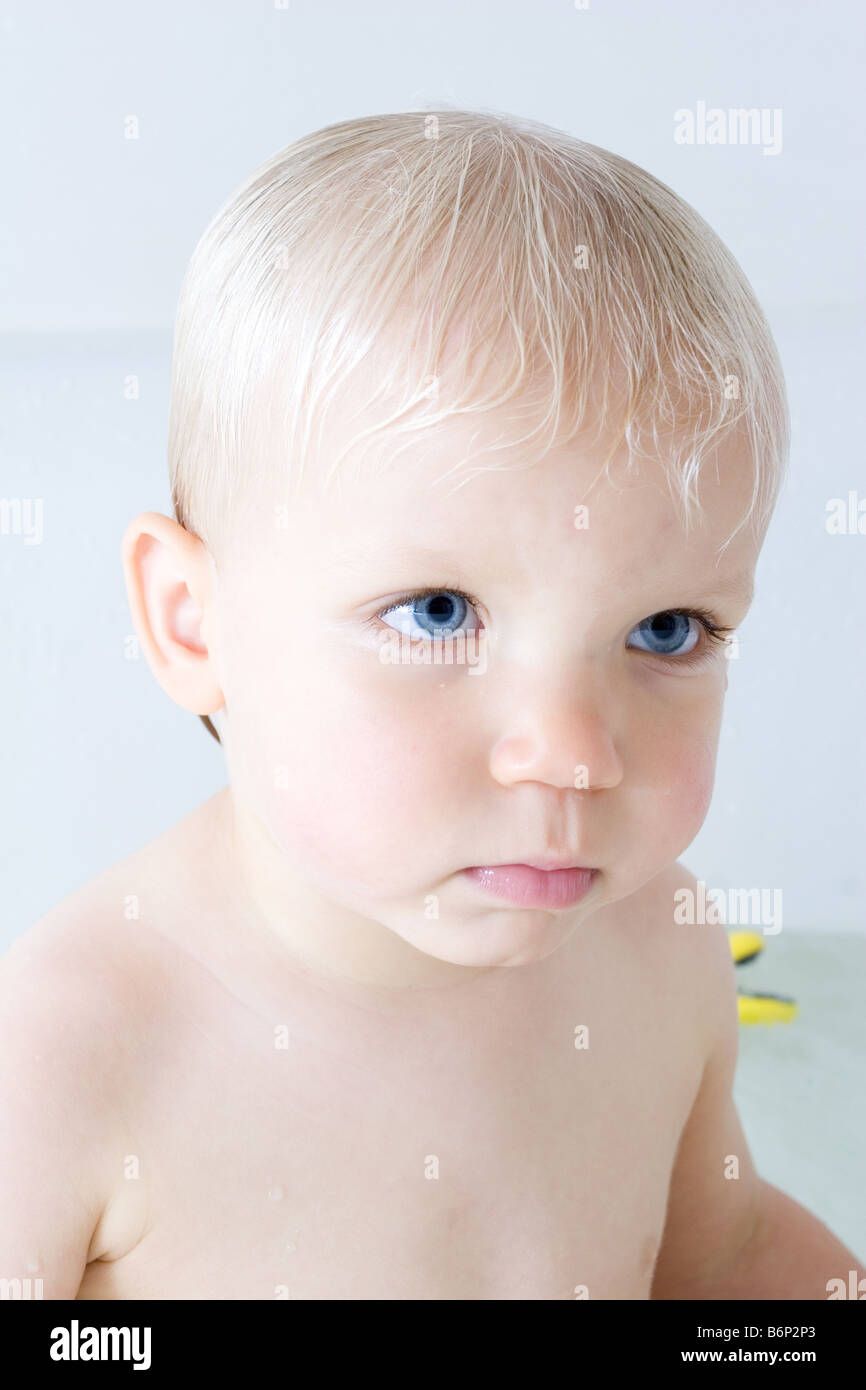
[462, 863, 597, 910]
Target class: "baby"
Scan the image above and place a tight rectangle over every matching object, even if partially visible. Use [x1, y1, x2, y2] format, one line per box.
[2, 109, 861, 1301]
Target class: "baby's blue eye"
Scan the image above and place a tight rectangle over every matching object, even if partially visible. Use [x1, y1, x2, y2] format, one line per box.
[627, 611, 700, 657]
[379, 590, 479, 639]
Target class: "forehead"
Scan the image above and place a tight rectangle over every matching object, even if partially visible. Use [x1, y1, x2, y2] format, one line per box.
[270, 385, 762, 602]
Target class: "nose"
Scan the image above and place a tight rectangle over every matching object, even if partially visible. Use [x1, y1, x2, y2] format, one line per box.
[487, 676, 624, 792]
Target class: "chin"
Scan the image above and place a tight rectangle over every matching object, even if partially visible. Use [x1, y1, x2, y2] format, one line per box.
[400, 910, 579, 970]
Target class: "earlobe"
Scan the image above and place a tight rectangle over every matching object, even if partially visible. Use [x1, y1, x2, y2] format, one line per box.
[121, 511, 225, 718]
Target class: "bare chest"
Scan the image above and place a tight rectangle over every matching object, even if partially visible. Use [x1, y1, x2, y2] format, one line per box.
[76, 980, 695, 1301]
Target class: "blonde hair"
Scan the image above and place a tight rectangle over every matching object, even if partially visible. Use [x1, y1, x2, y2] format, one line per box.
[167, 107, 789, 740]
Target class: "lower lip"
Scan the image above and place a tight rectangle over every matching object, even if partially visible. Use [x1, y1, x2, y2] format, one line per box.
[462, 864, 597, 909]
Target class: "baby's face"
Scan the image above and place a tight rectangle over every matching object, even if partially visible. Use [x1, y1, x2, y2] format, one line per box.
[211, 385, 761, 974]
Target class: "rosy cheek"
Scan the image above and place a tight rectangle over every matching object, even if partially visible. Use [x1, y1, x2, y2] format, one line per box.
[258, 674, 456, 885]
[679, 758, 716, 831]
[657, 737, 718, 840]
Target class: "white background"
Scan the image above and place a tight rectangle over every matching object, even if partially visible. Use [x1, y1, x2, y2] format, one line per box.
[1, 0, 864, 946]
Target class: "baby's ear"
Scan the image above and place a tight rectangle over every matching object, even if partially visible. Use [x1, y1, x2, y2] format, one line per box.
[121, 511, 224, 721]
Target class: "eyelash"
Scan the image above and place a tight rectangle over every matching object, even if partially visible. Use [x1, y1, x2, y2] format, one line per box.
[651, 607, 734, 669]
[370, 588, 734, 669]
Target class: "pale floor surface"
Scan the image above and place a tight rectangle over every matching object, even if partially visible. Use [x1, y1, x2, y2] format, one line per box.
[732, 930, 865, 1263]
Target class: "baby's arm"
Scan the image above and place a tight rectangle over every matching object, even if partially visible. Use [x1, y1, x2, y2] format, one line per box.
[0, 930, 118, 1299]
[651, 918, 862, 1300]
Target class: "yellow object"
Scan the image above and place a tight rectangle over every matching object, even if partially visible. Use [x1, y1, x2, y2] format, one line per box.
[729, 930, 797, 1024]
[737, 991, 799, 1025]
[729, 930, 765, 965]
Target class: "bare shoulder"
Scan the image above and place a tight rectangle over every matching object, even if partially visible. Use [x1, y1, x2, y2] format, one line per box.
[0, 886, 156, 1296]
[593, 861, 739, 1060]
[0, 792, 228, 1294]
[659, 859, 739, 1038]
[3, 798, 217, 1007]
[3, 788, 238, 1054]
[1, 786, 237, 1113]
